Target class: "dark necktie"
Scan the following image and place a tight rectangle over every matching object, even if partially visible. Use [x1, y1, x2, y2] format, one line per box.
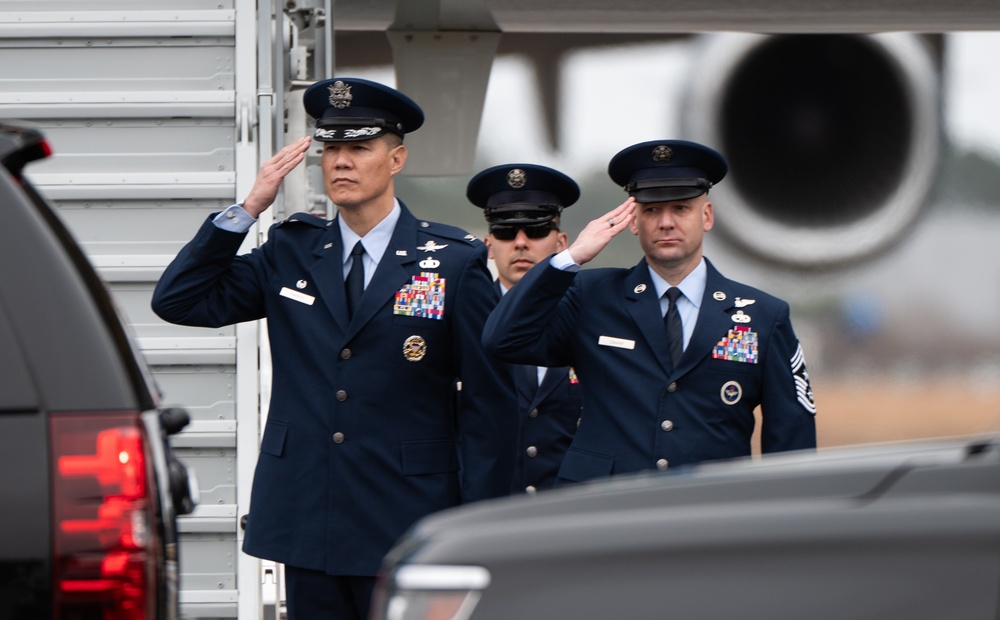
[345, 241, 365, 319]
[665, 287, 684, 368]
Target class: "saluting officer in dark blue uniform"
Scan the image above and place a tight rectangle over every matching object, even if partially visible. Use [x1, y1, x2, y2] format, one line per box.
[467, 164, 584, 493]
[152, 77, 516, 620]
[483, 140, 816, 484]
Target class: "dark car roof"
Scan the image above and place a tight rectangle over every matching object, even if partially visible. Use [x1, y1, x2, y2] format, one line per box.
[392, 435, 1000, 565]
[0, 123, 155, 413]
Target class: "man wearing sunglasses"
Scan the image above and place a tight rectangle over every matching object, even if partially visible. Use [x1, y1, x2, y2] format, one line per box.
[468, 163, 584, 493]
[483, 141, 817, 485]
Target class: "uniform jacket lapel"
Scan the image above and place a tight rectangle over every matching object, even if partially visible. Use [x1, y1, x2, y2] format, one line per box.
[624, 259, 674, 376]
[532, 366, 567, 407]
[516, 364, 539, 408]
[674, 259, 736, 377]
[309, 206, 421, 338]
[345, 206, 419, 339]
[310, 222, 351, 333]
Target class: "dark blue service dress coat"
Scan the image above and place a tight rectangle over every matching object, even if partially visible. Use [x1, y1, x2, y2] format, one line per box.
[483, 257, 816, 483]
[493, 282, 582, 493]
[152, 203, 516, 576]
[510, 363, 582, 492]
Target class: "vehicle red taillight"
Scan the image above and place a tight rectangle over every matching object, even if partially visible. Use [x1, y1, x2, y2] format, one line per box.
[51, 412, 160, 620]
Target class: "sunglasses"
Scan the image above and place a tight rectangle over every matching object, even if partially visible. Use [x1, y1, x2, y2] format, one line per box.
[489, 222, 558, 241]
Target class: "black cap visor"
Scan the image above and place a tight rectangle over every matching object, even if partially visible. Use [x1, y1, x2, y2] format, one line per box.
[484, 202, 561, 225]
[626, 177, 711, 203]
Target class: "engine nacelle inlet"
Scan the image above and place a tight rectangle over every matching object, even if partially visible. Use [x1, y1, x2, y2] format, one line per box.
[681, 33, 941, 268]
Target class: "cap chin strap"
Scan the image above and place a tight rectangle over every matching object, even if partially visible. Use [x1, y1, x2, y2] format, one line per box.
[624, 177, 711, 193]
[483, 203, 561, 218]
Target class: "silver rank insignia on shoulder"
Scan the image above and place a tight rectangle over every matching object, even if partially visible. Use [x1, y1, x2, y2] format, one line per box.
[420, 257, 441, 269]
[731, 310, 751, 323]
[417, 240, 448, 252]
[296, 279, 308, 289]
[713, 291, 726, 301]
[403, 335, 427, 362]
[634, 283, 647, 294]
[734, 297, 756, 308]
[464, 233, 477, 241]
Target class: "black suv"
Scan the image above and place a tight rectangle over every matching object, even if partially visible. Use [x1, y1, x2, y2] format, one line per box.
[0, 121, 197, 619]
[372, 435, 1000, 619]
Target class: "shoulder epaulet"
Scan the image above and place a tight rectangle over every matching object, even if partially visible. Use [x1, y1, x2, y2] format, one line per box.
[416, 220, 482, 246]
[274, 212, 328, 229]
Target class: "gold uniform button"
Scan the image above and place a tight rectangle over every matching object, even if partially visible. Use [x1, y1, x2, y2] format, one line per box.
[340, 348, 352, 360]
[656, 458, 669, 471]
[667, 382, 678, 393]
[528, 408, 539, 418]
[526, 446, 538, 458]
[332, 432, 345, 444]
[661, 420, 674, 432]
[336, 390, 347, 401]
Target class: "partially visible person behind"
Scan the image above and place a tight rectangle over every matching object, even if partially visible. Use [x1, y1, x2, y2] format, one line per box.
[152, 77, 516, 620]
[467, 163, 584, 493]
[483, 140, 817, 485]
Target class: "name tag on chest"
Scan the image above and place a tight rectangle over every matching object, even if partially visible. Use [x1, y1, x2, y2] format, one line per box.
[598, 335, 635, 349]
[279, 287, 315, 305]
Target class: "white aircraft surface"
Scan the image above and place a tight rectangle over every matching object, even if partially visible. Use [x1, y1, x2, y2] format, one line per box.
[302, 1, 1000, 446]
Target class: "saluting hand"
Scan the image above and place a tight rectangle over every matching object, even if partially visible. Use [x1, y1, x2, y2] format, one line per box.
[242, 136, 312, 218]
[567, 198, 636, 266]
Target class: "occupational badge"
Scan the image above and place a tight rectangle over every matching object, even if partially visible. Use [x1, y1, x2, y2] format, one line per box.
[713, 326, 759, 364]
[720, 381, 742, 405]
[402, 335, 427, 362]
[420, 257, 441, 269]
[394, 272, 446, 320]
[731, 310, 751, 323]
[417, 240, 448, 252]
[734, 297, 756, 308]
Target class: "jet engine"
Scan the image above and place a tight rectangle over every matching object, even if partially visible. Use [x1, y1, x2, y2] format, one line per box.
[681, 33, 941, 268]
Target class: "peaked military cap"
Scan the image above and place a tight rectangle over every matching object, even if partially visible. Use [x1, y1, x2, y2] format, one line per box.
[303, 77, 424, 142]
[467, 163, 580, 226]
[608, 139, 728, 203]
